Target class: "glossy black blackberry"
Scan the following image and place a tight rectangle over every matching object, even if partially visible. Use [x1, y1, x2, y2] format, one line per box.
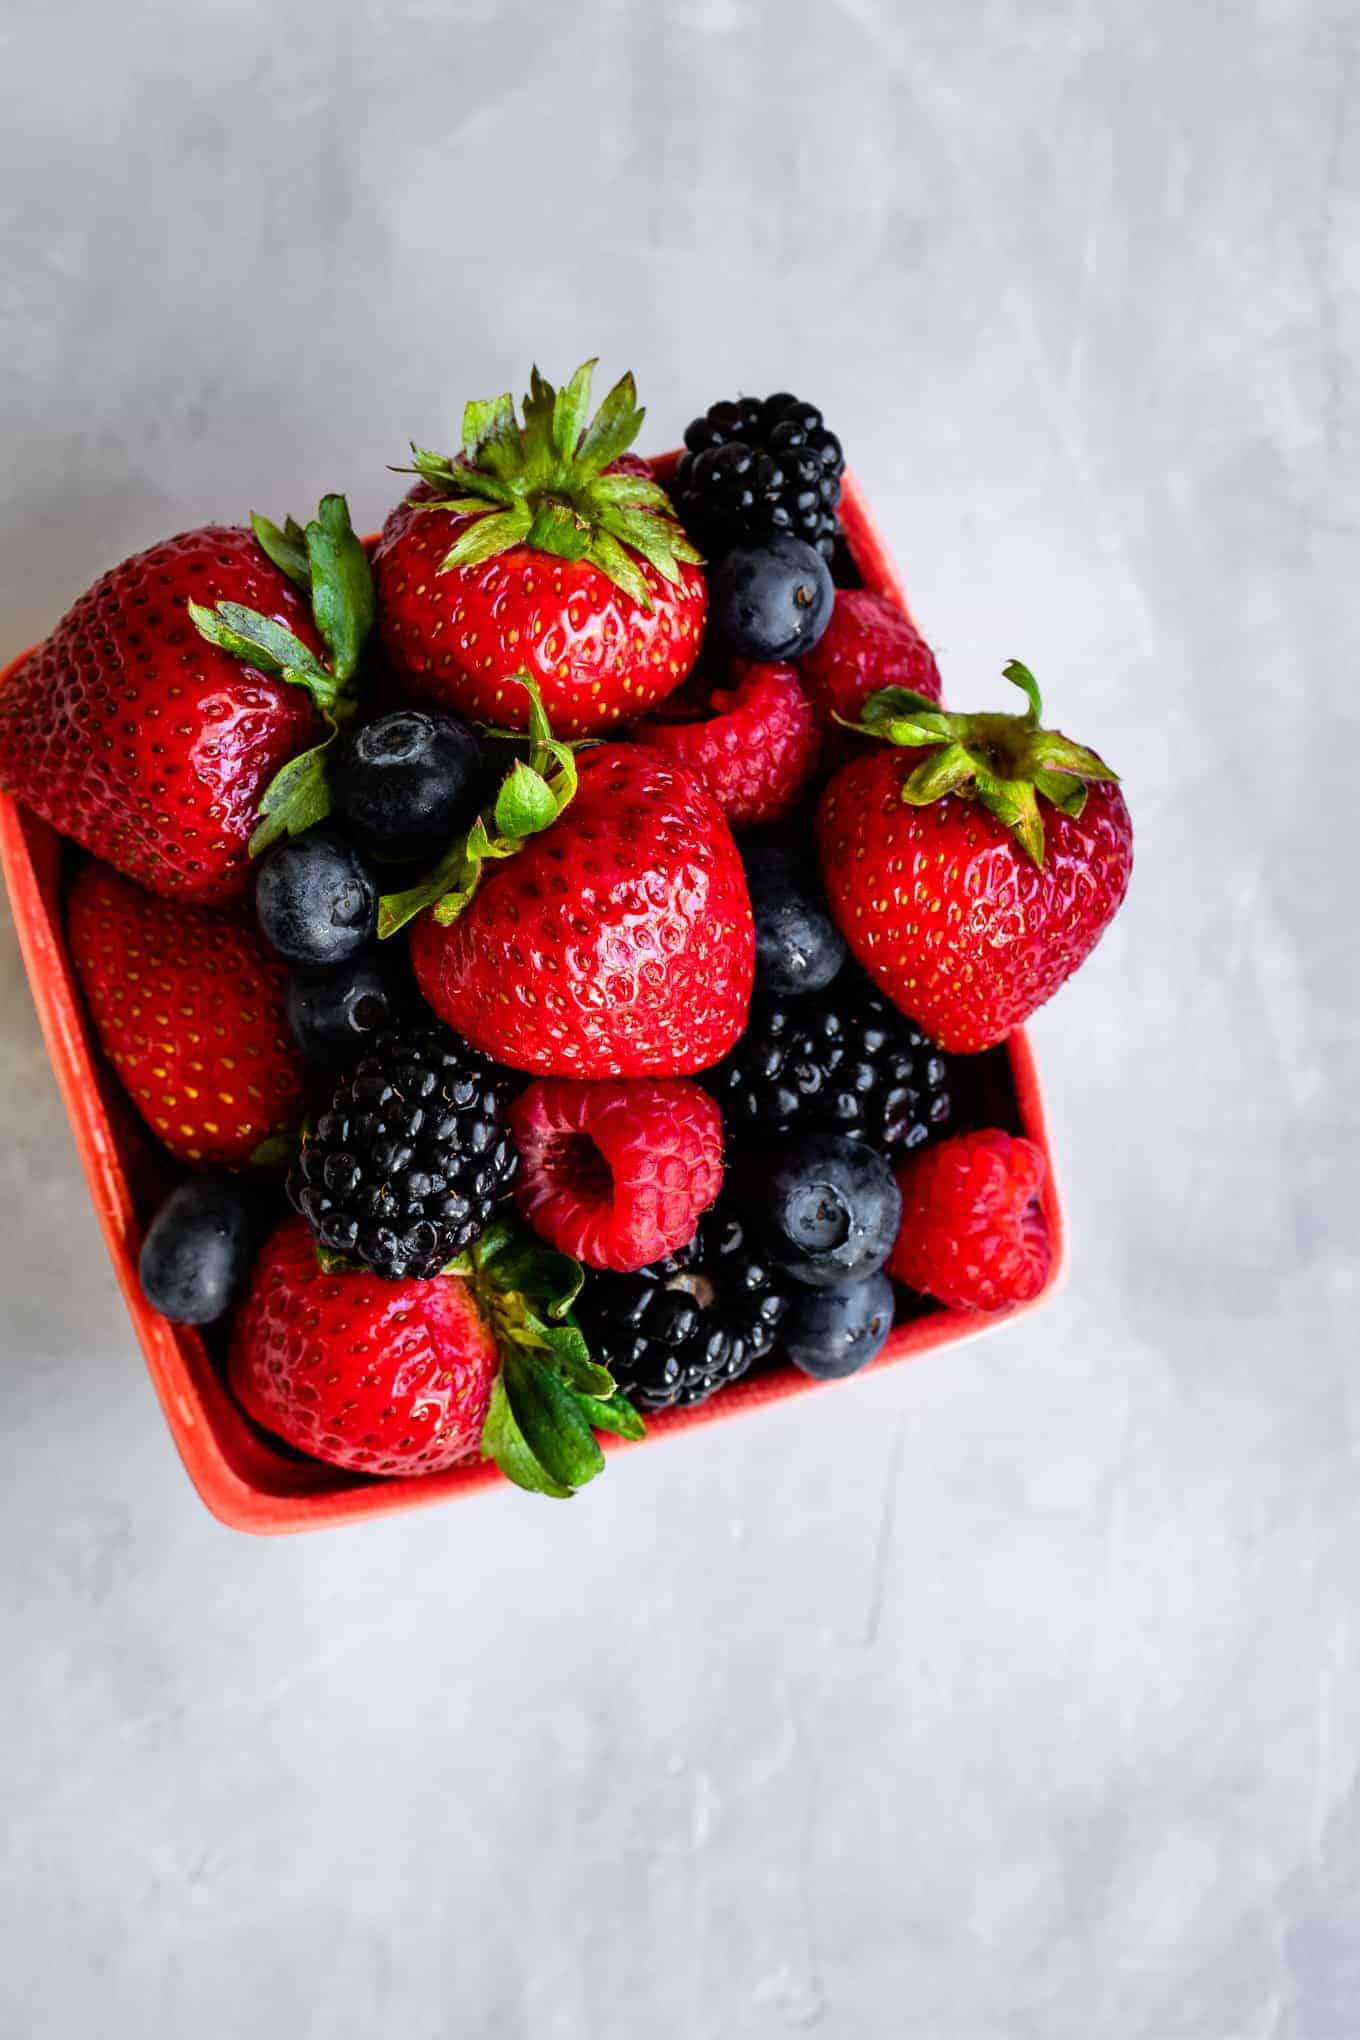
[673, 393, 845, 563]
[707, 968, 953, 1155]
[288, 1025, 519, 1280]
[575, 1207, 792, 1413]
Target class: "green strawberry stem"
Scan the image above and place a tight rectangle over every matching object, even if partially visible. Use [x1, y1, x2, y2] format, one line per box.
[188, 494, 377, 856]
[846, 661, 1119, 868]
[443, 1221, 645, 1498]
[394, 360, 702, 611]
[377, 675, 584, 938]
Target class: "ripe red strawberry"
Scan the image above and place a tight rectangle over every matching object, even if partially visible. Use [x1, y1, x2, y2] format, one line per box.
[229, 1215, 499, 1476]
[374, 362, 707, 738]
[0, 497, 375, 902]
[509, 1077, 724, 1271]
[816, 664, 1132, 1052]
[68, 860, 305, 1166]
[229, 1214, 644, 1493]
[888, 1129, 1052, 1310]
[401, 742, 754, 1078]
[798, 589, 943, 726]
[632, 660, 822, 829]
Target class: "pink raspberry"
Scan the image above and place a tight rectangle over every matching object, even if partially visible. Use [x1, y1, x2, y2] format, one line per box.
[509, 1078, 724, 1273]
[888, 1129, 1052, 1312]
[798, 588, 943, 727]
[631, 661, 821, 829]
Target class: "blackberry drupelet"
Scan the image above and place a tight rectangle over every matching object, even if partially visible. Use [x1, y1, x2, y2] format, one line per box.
[574, 1207, 792, 1412]
[289, 1025, 519, 1280]
[707, 967, 953, 1155]
[673, 393, 845, 563]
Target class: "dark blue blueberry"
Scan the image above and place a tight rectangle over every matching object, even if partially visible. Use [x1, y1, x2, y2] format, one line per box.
[255, 831, 377, 968]
[760, 1133, 901, 1289]
[784, 1272, 895, 1380]
[337, 709, 482, 863]
[713, 535, 834, 661]
[743, 843, 846, 997]
[285, 955, 403, 1064]
[138, 1174, 262, 1324]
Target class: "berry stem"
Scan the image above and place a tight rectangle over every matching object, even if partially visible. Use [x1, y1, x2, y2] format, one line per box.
[845, 662, 1119, 868]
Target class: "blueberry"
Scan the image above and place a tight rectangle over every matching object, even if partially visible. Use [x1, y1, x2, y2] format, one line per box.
[286, 956, 403, 1064]
[337, 710, 482, 863]
[760, 1133, 902, 1289]
[785, 1271, 895, 1379]
[255, 831, 377, 968]
[713, 535, 835, 661]
[138, 1173, 262, 1324]
[743, 843, 846, 997]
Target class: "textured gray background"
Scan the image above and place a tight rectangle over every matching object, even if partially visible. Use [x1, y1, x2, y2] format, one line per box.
[1, 2, 1356, 2035]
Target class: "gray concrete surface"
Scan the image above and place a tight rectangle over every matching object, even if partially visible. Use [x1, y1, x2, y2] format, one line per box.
[1, 2, 1357, 2035]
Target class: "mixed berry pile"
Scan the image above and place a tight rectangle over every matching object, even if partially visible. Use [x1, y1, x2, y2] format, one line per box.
[0, 362, 1134, 1500]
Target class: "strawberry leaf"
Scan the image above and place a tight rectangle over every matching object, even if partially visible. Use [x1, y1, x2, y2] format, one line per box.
[251, 511, 312, 593]
[855, 665, 1121, 870]
[526, 498, 592, 561]
[586, 530, 653, 611]
[187, 600, 340, 704]
[304, 494, 374, 686]
[589, 471, 673, 511]
[439, 504, 534, 573]
[377, 834, 477, 938]
[494, 761, 558, 839]
[574, 370, 645, 480]
[519, 366, 559, 491]
[572, 1390, 645, 1442]
[462, 392, 520, 480]
[552, 358, 595, 465]
[249, 731, 338, 856]
[481, 1374, 576, 1499]
[502, 1347, 605, 1492]
[400, 361, 692, 592]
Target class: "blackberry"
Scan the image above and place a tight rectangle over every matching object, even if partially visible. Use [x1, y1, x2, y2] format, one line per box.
[673, 392, 845, 563]
[289, 1025, 519, 1281]
[707, 967, 952, 1155]
[575, 1207, 792, 1412]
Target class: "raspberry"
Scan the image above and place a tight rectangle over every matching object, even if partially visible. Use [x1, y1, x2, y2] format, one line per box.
[798, 589, 943, 727]
[632, 662, 821, 830]
[508, 1078, 724, 1273]
[888, 1130, 1052, 1312]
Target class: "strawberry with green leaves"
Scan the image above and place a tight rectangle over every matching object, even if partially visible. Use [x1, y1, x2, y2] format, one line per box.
[0, 496, 375, 901]
[378, 680, 755, 1079]
[374, 361, 708, 738]
[230, 1215, 643, 1496]
[816, 663, 1133, 1053]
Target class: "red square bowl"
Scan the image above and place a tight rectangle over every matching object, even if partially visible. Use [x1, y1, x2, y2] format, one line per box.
[0, 469, 1066, 1533]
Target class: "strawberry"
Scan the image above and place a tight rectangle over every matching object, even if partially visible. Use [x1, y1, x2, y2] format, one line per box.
[68, 860, 305, 1166]
[631, 659, 822, 829]
[391, 729, 754, 1080]
[0, 497, 375, 903]
[816, 664, 1132, 1053]
[229, 1214, 644, 1495]
[373, 361, 707, 738]
[798, 588, 942, 727]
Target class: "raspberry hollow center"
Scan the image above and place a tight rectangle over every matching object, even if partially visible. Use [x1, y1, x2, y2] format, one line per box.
[553, 1132, 614, 1205]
